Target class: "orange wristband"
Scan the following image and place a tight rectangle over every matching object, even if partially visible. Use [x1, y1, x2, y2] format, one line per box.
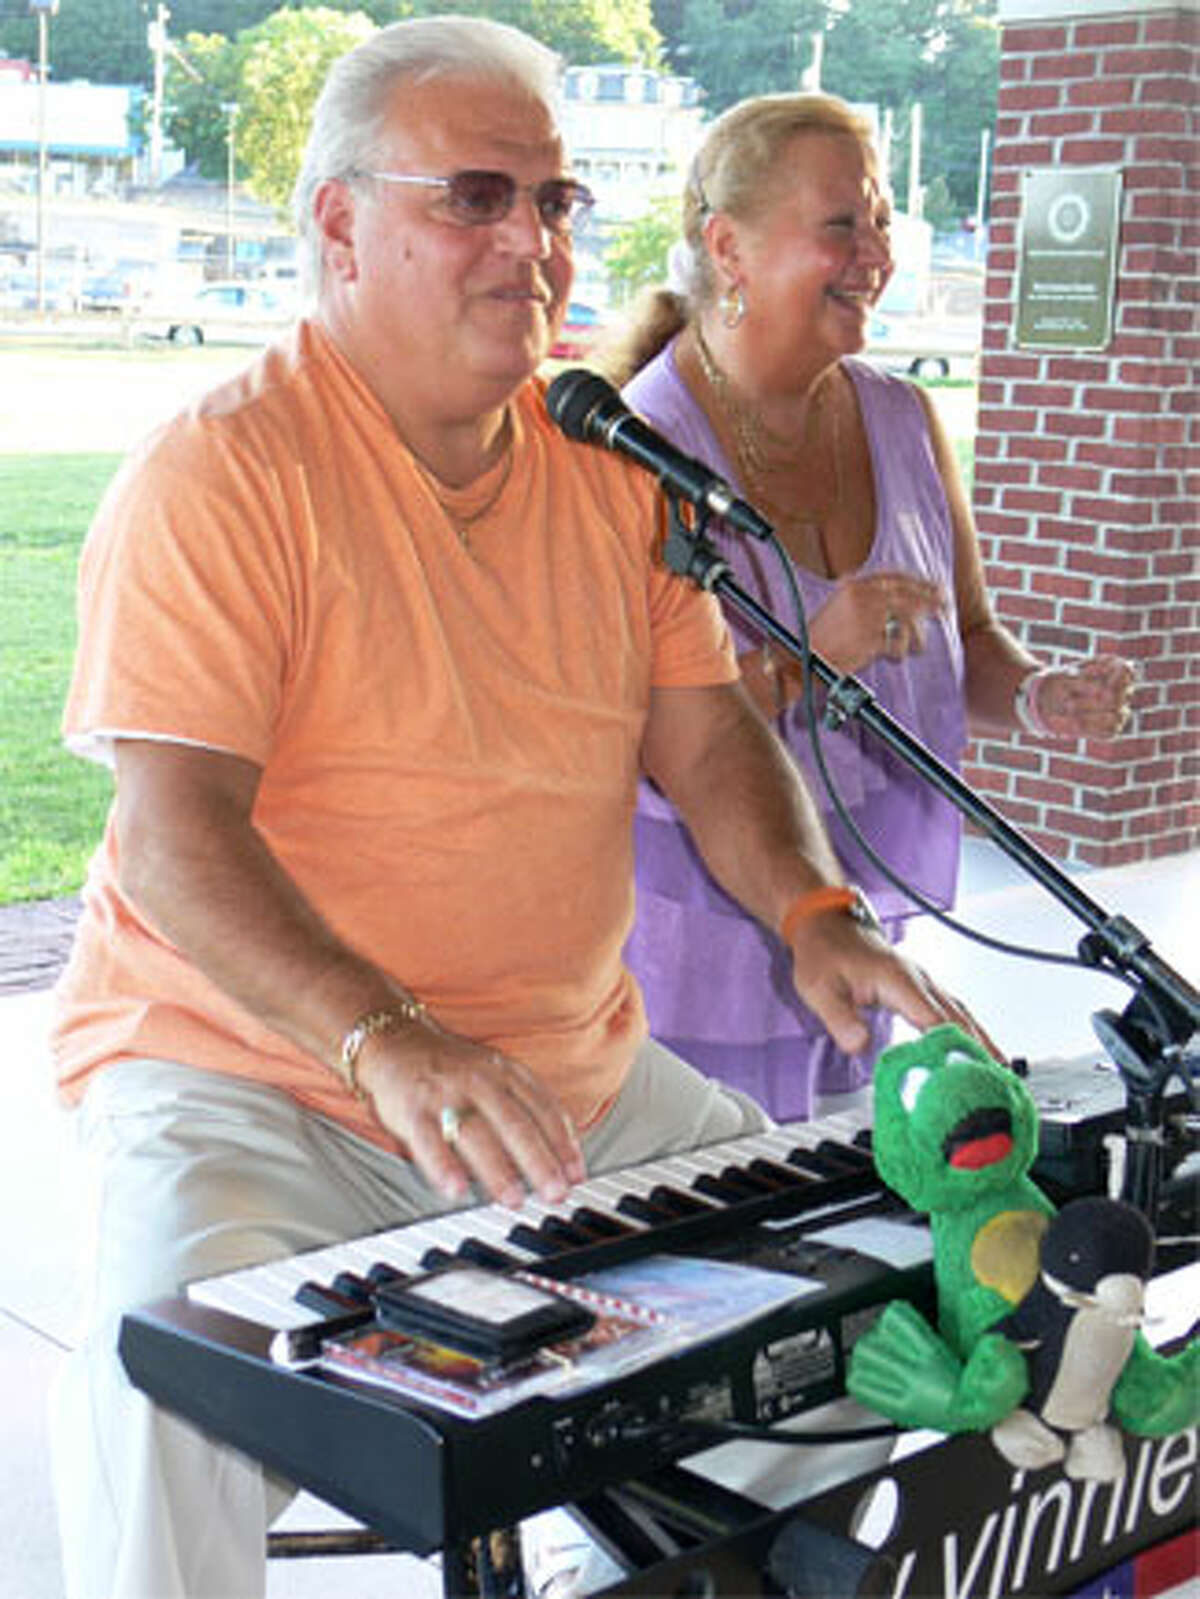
[778, 885, 858, 946]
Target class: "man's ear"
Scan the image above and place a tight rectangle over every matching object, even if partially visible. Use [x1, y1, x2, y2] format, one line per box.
[312, 178, 359, 284]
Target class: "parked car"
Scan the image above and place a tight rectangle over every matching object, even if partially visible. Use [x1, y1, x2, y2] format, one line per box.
[0, 267, 78, 313]
[80, 261, 156, 313]
[551, 300, 605, 361]
[137, 280, 297, 346]
[865, 310, 980, 379]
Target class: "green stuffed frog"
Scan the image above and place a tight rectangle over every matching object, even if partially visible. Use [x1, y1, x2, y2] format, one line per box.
[847, 1025, 1198, 1477]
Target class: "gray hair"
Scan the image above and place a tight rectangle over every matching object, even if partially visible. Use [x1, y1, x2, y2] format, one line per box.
[292, 14, 563, 295]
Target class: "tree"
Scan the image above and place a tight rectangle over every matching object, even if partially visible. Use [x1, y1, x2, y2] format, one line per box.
[235, 6, 376, 214]
[407, 0, 661, 65]
[674, 0, 998, 228]
[165, 1, 283, 40]
[675, 0, 827, 110]
[161, 30, 241, 181]
[604, 194, 679, 305]
[0, 0, 150, 85]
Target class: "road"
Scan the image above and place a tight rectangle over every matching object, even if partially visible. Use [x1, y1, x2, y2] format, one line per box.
[0, 335, 254, 455]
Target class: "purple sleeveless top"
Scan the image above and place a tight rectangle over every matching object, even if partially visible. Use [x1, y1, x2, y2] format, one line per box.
[623, 341, 966, 1118]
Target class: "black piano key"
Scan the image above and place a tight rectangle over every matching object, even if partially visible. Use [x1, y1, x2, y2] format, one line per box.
[331, 1270, 375, 1305]
[507, 1222, 567, 1258]
[570, 1206, 638, 1240]
[616, 1191, 677, 1225]
[457, 1237, 523, 1271]
[538, 1215, 597, 1249]
[366, 1261, 408, 1288]
[816, 1138, 874, 1171]
[647, 1183, 716, 1218]
[721, 1162, 785, 1192]
[693, 1168, 767, 1203]
[294, 1280, 364, 1318]
[748, 1157, 812, 1189]
[784, 1145, 857, 1180]
[420, 1246, 459, 1272]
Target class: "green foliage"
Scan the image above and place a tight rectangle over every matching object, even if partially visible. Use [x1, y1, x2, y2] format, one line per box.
[604, 195, 679, 305]
[0, 454, 120, 904]
[0, 0, 149, 87]
[675, 0, 999, 224]
[676, 0, 826, 108]
[157, 0, 661, 216]
[406, 0, 660, 65]
[163, 31, 243, 182]
[236, 7, 376, 215]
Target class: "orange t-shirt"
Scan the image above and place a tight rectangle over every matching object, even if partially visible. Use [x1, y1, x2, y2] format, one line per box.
[52, 320, 737, 1146]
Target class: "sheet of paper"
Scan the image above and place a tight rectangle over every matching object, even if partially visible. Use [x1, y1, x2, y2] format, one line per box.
[805, 1216, 933, 1270]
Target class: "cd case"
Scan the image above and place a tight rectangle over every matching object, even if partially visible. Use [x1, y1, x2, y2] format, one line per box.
[318, 1254, 811, 1420]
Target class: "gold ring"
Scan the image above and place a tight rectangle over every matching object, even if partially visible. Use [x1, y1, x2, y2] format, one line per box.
[439, 1105, 473, 1148]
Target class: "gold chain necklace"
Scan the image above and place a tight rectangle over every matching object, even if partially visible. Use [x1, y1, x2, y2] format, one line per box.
[412, 422, 515, 552]
[692, 322, 843, 551]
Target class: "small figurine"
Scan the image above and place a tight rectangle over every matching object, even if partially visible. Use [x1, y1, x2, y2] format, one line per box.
[990, 1196, 1154, 1481]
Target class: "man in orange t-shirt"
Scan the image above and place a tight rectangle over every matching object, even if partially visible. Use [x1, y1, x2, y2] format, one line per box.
[49, 19, 975, 1599]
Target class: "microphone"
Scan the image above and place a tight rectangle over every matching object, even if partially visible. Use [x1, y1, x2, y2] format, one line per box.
[545, 367, 773, 542]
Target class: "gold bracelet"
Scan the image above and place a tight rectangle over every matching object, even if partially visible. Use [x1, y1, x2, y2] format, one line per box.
[336, 1001, 426, 1102]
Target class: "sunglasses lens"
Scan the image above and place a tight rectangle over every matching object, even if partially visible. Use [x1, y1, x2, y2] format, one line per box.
[445, 171, 515, 224]
[536, 180, 593, 232]
[440, 172, 594, 231]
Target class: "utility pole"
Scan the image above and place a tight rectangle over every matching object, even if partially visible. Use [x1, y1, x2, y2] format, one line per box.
[148, 3, 169, 187]
[879, 106, 894, 191]
[29, 0, 59, 317]
[801, 31, 824, 91]
[223, 103, 238, 278]
[974, 126, 991, 257]
[907, 101, 924, 219]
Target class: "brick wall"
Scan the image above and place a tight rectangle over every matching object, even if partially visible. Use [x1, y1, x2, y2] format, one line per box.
[966, 3, 1198, 866]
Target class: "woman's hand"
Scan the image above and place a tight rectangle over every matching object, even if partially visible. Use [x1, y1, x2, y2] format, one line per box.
[810, 570, 949, 676]
[1019, 655, 1136, 740]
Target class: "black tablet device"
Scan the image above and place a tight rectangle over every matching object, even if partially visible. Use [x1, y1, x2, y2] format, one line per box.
[374, 1265, 595, 1364]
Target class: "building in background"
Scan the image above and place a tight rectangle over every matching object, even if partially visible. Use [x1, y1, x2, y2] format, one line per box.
[560, 61, 704, 308]
[0, 70, 147, 198]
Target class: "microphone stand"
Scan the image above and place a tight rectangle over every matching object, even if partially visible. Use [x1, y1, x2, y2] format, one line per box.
[661, 490, 1199, 1227]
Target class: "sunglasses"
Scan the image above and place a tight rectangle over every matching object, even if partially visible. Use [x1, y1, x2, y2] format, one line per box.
[355, 169, 595, 234]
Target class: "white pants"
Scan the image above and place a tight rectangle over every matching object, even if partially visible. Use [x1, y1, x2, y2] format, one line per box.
[50, 1043, 768, 1599]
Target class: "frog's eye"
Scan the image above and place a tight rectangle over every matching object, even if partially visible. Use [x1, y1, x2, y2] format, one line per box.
[899, 1066, 931, 1114]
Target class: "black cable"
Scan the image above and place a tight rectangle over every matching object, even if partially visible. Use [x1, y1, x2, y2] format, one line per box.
[761, 529, 1145, 991]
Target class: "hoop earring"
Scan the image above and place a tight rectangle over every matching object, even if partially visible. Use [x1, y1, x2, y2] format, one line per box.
[720, 283, 746, 329]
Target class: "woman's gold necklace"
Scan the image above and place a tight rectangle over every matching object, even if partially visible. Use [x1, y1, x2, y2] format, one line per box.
[692, 322, 842, 566]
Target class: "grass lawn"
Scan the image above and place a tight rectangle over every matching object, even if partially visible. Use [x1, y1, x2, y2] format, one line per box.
[0, 454, 121, 903]
[0, 376, 976, 908]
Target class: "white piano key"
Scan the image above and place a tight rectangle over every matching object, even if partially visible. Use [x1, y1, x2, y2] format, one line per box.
[185, 1113, 870, 1330]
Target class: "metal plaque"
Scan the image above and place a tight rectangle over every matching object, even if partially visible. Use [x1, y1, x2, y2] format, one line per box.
[1015, 167, 1123, 350]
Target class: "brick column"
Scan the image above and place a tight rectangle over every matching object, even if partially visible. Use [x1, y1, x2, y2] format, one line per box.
[965, 0, 1197, 866]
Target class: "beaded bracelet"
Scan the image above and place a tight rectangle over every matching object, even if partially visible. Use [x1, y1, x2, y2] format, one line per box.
[1014, 667, 1056, 737]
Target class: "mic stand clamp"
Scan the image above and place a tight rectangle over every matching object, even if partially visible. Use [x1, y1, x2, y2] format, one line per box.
[661, 491, 729, 592]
